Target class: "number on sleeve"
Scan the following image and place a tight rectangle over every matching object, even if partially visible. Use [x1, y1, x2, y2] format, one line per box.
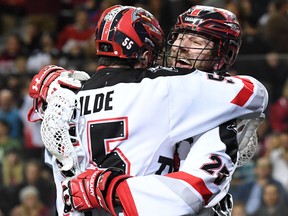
[200, 154, 229, 185]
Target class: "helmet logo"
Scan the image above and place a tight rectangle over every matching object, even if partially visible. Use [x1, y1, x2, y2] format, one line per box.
[184, 17, 203, 25]
[104, 7, 123, 21]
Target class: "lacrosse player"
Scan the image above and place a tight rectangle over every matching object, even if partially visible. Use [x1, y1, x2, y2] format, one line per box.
[28, 5, 268, 216]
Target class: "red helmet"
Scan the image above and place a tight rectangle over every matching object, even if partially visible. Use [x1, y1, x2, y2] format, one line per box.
[95, 5, 164, 66]
[168, 5, 242, 72]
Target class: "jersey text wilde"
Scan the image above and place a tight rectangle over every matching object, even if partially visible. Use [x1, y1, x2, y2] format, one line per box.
[79, 90, 114, 116]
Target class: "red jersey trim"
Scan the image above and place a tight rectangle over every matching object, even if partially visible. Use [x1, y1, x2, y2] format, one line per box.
[166, 171, 213, 205]
[116, 180, 139, 216]
[231, 77, 254, 106]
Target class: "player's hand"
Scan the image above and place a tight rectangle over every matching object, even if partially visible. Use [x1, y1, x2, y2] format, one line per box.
[62, 169, 103, 212]
[45, 70, 89, 102]
[28, 65, 90, 122]
[62, 167, 130, 214]
[29, 65, 90, 101]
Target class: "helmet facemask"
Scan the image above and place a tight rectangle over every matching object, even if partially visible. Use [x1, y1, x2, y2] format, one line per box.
[166, 30, 223, 72]
[166, 5, 242, 74]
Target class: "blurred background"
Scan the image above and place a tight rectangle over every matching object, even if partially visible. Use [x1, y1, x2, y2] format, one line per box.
[0, 0, 287, 215]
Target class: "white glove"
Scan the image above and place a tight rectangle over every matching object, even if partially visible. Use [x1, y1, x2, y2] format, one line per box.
[46, 70, 90, 102]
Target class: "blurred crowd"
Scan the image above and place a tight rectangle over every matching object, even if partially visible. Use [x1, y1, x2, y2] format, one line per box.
[0, 0, 287, 215]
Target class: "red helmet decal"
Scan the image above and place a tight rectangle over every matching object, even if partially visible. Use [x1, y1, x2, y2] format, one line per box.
[94, 5, 164, 65]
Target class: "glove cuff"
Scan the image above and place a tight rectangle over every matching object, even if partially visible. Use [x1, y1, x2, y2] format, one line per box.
[105, 175, 131, 215]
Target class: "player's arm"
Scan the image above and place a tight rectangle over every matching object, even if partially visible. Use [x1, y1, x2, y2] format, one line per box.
[62, 121, 238, 215]
[62, 167, 131, 215]
[113, 117, 264, 215]
[115, 121, 238, 215]
[230, 75, 268, 119]
[171, 72, 268, 126]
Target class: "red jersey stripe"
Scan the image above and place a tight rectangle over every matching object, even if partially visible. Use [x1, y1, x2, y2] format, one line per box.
[231, 77, 254, 106]
[166, 171, 213, 205]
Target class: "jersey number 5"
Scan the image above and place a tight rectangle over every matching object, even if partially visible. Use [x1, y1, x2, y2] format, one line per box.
[88, 117, 130, 172]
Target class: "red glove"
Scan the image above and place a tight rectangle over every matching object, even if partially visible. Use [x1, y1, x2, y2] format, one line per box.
[27, 65, 90, 122]
[28, 65, 65, 122]
[62, 168, 131, 215]
[29, 65, 65, 100]
[62, 169, 102, 212]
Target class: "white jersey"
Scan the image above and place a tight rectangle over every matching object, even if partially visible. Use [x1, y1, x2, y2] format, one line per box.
[45, 67, 268, 215]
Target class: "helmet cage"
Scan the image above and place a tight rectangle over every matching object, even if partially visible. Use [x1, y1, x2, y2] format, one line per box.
[166, 30, 223, 72]
[166, 5, 241, 72]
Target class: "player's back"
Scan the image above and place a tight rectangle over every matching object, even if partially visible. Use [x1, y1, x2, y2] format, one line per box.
[76, 66, 268, 176]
